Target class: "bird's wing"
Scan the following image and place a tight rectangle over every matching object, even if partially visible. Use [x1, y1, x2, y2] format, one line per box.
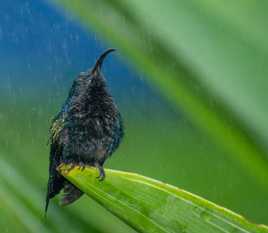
[46, 112, 66, 214]
[49, 112, 66, 144]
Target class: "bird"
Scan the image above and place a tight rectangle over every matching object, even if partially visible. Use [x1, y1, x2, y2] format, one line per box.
[45, 48, 124, 214]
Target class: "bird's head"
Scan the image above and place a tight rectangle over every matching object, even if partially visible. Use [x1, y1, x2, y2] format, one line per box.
[66, 48, 116, 109]
[82, 48, 116, 88]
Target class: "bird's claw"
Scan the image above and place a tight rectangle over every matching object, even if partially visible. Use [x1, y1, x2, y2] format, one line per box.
[78, 162, 86, 171]
[97, 171, 105, 181]
[60, 163, 76, 175]
[95, 164, 105, 181]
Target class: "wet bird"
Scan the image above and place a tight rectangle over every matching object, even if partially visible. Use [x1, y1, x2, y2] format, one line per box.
[45, 49, 124, 213]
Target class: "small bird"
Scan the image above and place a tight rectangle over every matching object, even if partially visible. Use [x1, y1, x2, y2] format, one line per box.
[45, 49, 124, 213]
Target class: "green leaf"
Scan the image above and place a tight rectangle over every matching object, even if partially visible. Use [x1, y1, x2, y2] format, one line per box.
[59, 165, 268, 233]
[0, 158, 102, 233]
[51, 0, 268, 192]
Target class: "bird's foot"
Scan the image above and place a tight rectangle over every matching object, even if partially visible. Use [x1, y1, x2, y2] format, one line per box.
[59, 163, 76, 175]
[97, 168, 105, 181]
[95, 163, 105, 181]
[78, 162, 86, 171]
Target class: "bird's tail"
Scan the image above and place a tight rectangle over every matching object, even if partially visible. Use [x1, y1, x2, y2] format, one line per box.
[60, 182, 83, 206]
[45, 171, 64, 215]
[45, 193, 50, 215]
[45, 176, 83, 215]
[91, 48, 116, 74]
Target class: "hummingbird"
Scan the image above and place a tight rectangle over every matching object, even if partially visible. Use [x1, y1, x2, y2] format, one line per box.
[45, 49, 124, 213]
